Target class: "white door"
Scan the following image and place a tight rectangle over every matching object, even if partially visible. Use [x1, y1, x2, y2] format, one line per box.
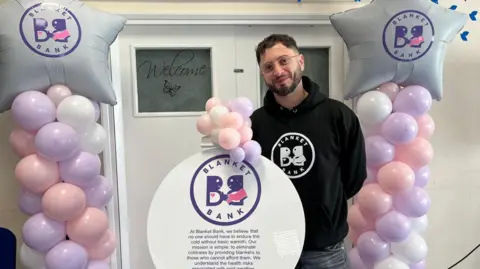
[234, 25, 347, 108]
[117, 25, 240, 269]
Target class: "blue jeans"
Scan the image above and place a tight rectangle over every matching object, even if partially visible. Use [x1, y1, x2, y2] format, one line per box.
[295, 241, 350, 269]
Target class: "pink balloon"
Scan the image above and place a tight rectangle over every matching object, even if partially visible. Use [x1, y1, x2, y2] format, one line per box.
[356, 184, 392, 218]
[9, 128, 36, 157]
[218, 128, 241, 150]
[378, 82, 400, 101]
[416, 114, 435, 139]
[86, 230, 116, 260]
[42, 183, 86, 222]
[238, 125, 253, 144]
[347, 204, 374, 233]
[47, 85, 72, 107]
[67, 208, 109, 247]
[377, 161, 415, 194]
[219, 112, 244, 129]
[395, 137, 434, 170]
[15, 154, 60, 193]
[348, 229, 360, 246]
[205, 97, 222, 112]
[196, 114, 214, 135]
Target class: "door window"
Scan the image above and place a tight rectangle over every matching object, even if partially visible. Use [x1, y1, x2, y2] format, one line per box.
[134, 48, 213, 113]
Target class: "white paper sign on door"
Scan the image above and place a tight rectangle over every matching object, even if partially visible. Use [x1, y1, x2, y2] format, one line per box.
[147, 148, 305, 269]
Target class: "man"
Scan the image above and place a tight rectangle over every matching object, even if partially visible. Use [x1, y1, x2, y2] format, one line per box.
[250, 34, 367, 269]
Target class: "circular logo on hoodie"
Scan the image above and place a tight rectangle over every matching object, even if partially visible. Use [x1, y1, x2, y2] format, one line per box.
[271, 132, 315, 179]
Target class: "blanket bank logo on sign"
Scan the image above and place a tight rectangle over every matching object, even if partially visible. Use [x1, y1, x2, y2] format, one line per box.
[271, 132, 315, 179]
[190, 155, 261, 226]
[382, 10, 434, 62]
[19, 3, 82, 58]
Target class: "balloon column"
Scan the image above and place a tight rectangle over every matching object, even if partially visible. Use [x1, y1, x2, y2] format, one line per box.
[329, 0, 466, 268]
[347, 83, 432, 269]
[11, 87, 115, 269]
[196, 97, 262, 164]
[0, 0, 126, 268]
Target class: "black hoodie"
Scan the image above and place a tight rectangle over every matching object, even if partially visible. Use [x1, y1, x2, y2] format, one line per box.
[250, 76, 367, 251]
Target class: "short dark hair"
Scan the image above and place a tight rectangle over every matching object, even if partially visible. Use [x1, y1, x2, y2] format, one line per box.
[255, 34, 299, 64]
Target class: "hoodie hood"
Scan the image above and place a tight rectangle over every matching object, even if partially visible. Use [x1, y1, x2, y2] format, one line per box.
[263, 76, 327, 120]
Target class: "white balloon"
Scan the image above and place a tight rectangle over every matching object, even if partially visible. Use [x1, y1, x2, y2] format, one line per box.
[57, 95, 96, 131]
[391, 233, 428, 264]
[20, 243, 46, 269]
[210, 128, 220, 144]
[209, 105, 229, 126]
[410, 215, 428, 234]
[78, 123, 108, 155]
[374, 256, 409, 269]
[356, 91, 392, 126]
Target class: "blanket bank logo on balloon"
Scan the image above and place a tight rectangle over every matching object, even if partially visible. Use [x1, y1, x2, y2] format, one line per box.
[19, 3, 81, 58]
[190, 155, 261, 226]
[382, 10, 434, 62]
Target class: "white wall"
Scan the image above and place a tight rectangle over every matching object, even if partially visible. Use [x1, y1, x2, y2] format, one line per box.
[1, 1, 479, 269]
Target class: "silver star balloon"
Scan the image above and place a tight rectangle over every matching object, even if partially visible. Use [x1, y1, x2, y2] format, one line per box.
[330, 0, 467, 101]
[0, 0, 126, 112]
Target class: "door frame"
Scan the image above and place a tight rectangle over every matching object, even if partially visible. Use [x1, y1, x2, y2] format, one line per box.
[106, 12, 351, 269]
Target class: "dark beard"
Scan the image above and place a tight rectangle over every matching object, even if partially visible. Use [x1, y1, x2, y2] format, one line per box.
[266, 71, 302, 97]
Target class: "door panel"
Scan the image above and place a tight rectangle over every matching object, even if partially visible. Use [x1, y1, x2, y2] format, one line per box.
[118, 25, 236, 269]
[234, 25, 346, 108]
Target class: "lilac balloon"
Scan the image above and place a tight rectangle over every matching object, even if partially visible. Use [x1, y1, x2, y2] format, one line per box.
[59, 152, 101, 187]
[230, 97, 254, 118]
[22, 213, 66, 253]
[414, 166, 430, 188]
[91, 101, 100, 122]
[410, 260, 426, 269]
[364, 168, 377, 185]
[229, 147, 246, 162]
[11, 91, 56, 132]
[356, 231, 390, 266]
[365, 135, 395, 167]
[348, 248, 368, 269]
[242, 140, 262, 164]
[18, 188, 43, 216]
[375, 211, 412, 242]
[45, 241, 88, 269]
[84, 175, 113, 208]
[393, 187, 431, 218]
[35, 122, 80, 162]
[393, 86, 432, 117]
[86, 260, 110, 269]
[381, 112, 418, 145]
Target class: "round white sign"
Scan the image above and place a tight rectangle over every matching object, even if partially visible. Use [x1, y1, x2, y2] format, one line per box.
[147, 148, 305, 269]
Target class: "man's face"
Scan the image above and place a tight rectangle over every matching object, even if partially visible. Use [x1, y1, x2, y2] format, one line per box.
[259, 43, 304, 97]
